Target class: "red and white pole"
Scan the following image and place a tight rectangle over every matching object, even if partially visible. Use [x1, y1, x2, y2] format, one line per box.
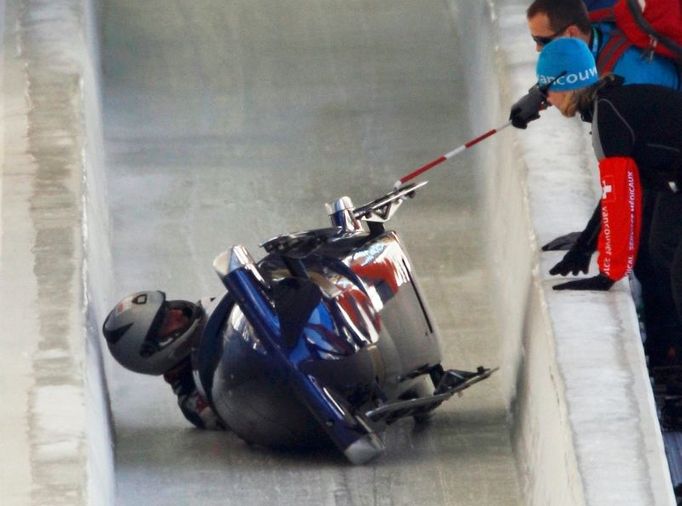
[393, 120, 512, 188]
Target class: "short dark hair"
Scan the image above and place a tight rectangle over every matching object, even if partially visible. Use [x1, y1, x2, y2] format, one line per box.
[527, 0, 592, 35]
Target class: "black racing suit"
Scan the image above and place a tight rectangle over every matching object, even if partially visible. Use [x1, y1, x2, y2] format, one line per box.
[163, 298, 226, 430]
[576, 79, 682, 365]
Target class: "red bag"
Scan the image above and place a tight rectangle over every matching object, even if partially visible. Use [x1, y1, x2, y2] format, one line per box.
[590, 0, 682, 71]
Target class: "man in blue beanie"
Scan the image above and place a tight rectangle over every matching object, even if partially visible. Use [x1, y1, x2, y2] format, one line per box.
[535, 37, 599, 114]
[518, 0, 679, 305]
[525, 0, 678, 87]
[534, 38, 682, 369]
[510, 0, 679, 131]
[511, 0, 682, 371]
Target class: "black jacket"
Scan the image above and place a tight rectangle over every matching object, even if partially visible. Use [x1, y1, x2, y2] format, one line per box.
[587, 80, 682, 190]
[575, 79, 682, 280]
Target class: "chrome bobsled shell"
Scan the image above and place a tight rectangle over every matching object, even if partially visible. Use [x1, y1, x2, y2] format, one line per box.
[195, 229, 443, 458]
[211, 306, 330, 448]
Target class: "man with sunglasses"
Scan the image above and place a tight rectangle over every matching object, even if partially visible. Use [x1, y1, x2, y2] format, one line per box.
[511, 0, 679, 131]
[103, 291, 226, 430]
[528, 0, 679, 89]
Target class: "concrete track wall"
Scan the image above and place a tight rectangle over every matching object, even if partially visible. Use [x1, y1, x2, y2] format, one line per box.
[0, 0, 674, 504]
[455, 2, 585, 502]
[0, 0, 113, 504]
[82, 0, 116, 503]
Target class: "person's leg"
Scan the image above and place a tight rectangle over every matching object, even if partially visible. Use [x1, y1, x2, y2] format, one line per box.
[671, 229, 682, 340]
[634, 189, 657, 336]
[646, 191, 682, 366]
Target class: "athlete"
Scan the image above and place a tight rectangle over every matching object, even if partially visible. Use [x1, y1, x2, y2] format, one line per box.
[102, 291, 226, 430]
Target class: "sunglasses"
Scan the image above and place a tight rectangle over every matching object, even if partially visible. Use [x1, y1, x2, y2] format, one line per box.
[536, 71, 569, 95]
[531, 23, 573, 47]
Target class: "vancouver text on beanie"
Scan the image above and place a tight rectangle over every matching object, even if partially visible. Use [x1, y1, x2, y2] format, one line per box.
[536, 38, 598, 92]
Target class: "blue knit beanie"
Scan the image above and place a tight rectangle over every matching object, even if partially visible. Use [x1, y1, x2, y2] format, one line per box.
[536, 38, 598, 92]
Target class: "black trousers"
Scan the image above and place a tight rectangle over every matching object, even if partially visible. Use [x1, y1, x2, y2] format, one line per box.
[641, 190, 682, 365]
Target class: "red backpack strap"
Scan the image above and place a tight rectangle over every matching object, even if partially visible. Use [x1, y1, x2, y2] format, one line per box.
[622, 0, 682, 62]
[597, 30, 632, 74]
[589, 7, 615, 22]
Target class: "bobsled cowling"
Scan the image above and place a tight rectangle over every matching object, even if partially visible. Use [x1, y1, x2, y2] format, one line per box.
[194, 182, 495, 464]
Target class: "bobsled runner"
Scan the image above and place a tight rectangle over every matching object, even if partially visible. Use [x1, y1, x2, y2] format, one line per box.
[192, 182, 497, 464]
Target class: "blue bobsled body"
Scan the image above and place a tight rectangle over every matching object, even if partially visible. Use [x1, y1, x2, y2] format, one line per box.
[193, 183, 494, 463]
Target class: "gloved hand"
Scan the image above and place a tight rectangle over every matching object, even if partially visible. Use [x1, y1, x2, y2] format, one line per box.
[549, 247, 592, 276]
[553, 273, 615, 291]
[509, 85, 548, 129]
[541, 231, 582, 251]
[179, 390, 227, 431]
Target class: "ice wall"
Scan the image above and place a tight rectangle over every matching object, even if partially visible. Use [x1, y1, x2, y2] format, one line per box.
[82, 0, 116, 503]
[0, 0, 113, 504]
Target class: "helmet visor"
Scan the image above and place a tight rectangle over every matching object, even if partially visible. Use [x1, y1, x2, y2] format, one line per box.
[140, 301, 199, 358]
[157, 302, 196, 343]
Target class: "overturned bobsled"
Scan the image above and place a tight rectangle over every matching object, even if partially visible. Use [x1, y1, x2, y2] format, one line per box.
[193, 182, 496, 464]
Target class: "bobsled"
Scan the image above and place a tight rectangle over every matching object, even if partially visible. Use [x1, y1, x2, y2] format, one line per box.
[192, 182, 496, 464]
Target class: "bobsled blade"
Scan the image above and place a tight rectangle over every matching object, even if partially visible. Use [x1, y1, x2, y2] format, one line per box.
[364, 366, 498, 423]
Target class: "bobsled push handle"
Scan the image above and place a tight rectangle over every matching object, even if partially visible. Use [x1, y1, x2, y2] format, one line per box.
[351, 181, 427, 223]
[260, 227, 343, 259]
[222, 245, 385, 464]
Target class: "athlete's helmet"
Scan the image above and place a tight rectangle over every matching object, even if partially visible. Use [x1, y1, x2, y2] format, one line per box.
[102, 291, 202, 375]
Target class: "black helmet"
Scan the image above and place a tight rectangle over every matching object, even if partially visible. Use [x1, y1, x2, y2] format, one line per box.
[102, 291, 202, 375]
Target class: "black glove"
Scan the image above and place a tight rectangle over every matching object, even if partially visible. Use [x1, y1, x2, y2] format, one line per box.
[549, 247, 592, 276]
[541, 231, 582, 251]
[509, 85, 547, 129]
[553, 273, 615, 291]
